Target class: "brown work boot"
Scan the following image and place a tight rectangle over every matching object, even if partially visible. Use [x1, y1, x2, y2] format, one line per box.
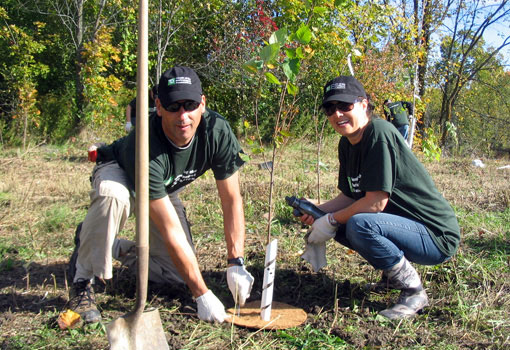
[70, 279, 102, 323]
[378, 257, 428, 319]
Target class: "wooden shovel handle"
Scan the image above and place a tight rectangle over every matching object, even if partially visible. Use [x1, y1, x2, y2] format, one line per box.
[134, 0, 149, 314]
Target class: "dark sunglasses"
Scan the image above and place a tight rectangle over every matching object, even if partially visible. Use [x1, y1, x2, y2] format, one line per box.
[163, 100, 200, 113]
[322, 101, 356, 116]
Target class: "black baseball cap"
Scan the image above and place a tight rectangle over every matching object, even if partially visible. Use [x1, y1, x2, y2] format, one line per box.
[158, 66, 202, 107]
[322, 76, 367, 105]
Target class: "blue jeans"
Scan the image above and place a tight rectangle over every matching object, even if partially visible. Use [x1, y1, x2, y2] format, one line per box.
[334, 213, 449, 270]
[397, 124, 409, 140]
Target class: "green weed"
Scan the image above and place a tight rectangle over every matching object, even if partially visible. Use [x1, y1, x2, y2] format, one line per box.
[277, 324, 347, 349]
[39, 205, 78, 233]
[0, 191, 12, 207]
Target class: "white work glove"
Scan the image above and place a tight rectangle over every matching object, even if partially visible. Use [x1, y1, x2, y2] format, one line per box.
[125, 121, 132, 133]
[195, 290, 227, 323]
[227, 265, 254, 306]
[307, 214, 337, 244]
[301, 241, 328, 272]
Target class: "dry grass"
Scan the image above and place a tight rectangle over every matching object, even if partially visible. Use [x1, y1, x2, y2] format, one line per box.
[0, 140, 509, 349]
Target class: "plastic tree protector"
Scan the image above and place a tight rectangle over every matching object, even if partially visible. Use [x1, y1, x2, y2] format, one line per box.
[260, 239, 278, 321]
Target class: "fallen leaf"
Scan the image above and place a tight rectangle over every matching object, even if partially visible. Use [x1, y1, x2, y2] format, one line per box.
[57, 309, 82, 330]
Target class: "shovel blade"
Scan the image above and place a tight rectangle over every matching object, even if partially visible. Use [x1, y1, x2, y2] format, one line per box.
[107, 308, 168, 350]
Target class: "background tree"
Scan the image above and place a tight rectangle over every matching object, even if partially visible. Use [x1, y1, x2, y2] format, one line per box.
[387, 0, 453, 97]
[18, 0, 127, 131]
[453, 63, 510, 156]
[414, 0, 453, 98]
[0, 0, 509, 159]
[429, 0, 510, 148]
[0, 5, 49, 147]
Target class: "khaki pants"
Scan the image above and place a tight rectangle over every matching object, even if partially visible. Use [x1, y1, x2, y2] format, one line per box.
[74, 161, 193, 285]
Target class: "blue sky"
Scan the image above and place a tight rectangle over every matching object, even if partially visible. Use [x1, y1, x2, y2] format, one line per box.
[432, 3, 510, 67]
[483, 20, 510, 63]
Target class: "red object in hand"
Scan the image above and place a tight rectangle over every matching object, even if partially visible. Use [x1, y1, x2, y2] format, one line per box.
[88, 145, 98, 162]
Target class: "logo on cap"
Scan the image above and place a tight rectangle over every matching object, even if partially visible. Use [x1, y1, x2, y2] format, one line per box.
[326, 83, 346, 92]
[168, 77, 192, 86]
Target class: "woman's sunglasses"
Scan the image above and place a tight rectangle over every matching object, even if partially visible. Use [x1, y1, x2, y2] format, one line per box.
[322, 101, 356, 116]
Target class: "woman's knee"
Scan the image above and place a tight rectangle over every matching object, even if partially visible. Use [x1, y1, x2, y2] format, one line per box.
[345, 213, 381, 247]
[346, 214, 368, 237]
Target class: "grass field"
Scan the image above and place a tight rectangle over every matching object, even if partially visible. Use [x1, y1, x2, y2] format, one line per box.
[0, 139, 509, 349]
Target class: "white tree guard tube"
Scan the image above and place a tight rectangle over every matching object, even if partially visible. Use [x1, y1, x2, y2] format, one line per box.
[347, 53, 355, 76]
[260, 239, 278, 321]
[408, 114, 416, 148]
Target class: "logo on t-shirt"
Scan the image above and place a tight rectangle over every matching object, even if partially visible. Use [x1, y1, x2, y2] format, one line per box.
[165, 169, 198, 189]
[348, 174, 362, 193]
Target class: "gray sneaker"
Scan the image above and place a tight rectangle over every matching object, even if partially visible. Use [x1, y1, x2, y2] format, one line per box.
[70, 279, 102, 323]
[379, 288, 429, 319]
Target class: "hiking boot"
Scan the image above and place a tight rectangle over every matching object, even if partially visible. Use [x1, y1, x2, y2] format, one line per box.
[70, 279, 102, 323]
[379, 288, 429, 319]
[67, 222, 82, 285]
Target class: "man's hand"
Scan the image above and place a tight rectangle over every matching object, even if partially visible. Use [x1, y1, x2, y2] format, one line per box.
[227, 265, 254, 306]
[195, 290, 227, 323]
[125, 121, 132, 133]
[307, 215, 337, 244]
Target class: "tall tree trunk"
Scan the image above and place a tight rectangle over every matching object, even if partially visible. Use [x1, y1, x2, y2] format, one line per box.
[74, 0, 84, 130]
[417, 0, 432, 97]
[155, 0, 163, 83]
[440, 100, 452, 146]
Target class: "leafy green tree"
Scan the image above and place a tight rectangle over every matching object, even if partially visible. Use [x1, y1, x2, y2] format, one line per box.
[80, 26, 123, 135]
[16, 0, 128, 131]
[0, 6, 49, 147]
[243, 24, 313, 236]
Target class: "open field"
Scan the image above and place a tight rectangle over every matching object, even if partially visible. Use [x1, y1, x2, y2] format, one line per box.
[0, 139, 509, 349]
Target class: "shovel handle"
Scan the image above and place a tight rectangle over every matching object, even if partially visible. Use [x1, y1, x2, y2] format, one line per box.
[134, 0, 149, 313]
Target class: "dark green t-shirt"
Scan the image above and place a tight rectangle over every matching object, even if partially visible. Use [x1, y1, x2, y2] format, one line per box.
[99, 108, 245, 200]
[384, 101, 411, 127]
[337, 118, 460, 257]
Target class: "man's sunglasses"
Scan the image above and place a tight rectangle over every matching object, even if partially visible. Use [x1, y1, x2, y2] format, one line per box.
[322, 101, 356, 116]
[163, 100, 200, 113]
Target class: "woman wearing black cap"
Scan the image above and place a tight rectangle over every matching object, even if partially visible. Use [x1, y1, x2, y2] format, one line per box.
[297, 75, 460, 319]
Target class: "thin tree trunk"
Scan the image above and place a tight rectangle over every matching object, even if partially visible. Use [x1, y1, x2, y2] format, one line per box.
[418, 0, 431, 97]
[74, 0, 84, 130]
[23, 111, 28, 151]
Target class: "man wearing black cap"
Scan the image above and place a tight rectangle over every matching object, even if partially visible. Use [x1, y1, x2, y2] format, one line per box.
[68, 66, 254, 324]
